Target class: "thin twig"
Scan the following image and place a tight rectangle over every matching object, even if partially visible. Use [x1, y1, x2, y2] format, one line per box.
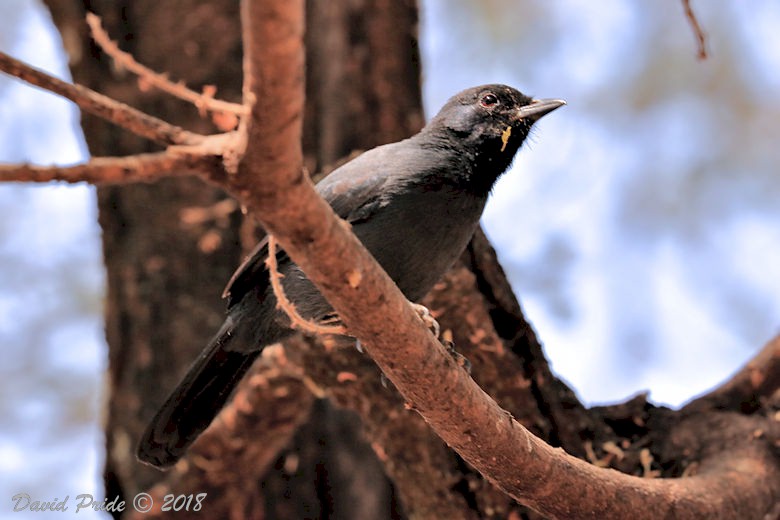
[0, 151, 216, 185]
[266, 234, 347, 336]
[86, 13, 248, 121]
[682, 0, 708, 60]
[0, 51, 205, 146]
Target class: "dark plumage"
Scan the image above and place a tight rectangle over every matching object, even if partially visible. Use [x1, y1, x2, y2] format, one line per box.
[137, 84, 564, 468]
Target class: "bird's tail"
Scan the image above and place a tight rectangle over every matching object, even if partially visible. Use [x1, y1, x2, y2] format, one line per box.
[136, 317, 261, 469]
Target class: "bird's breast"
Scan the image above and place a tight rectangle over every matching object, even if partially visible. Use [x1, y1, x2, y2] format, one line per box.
[353, 184, 486, 301]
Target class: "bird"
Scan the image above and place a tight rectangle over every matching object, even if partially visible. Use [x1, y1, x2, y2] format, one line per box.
[137, 84, 565, 469]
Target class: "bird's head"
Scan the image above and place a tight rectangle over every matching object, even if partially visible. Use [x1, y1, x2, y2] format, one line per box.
[425, 84, 565, 192]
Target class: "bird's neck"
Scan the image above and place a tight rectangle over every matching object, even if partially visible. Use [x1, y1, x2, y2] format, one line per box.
[416, 129, 515, 196]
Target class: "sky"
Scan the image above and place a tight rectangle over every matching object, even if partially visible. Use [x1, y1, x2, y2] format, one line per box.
[1, 0, 779, 515]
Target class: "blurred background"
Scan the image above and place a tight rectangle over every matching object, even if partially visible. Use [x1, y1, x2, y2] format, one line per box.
[1, 0, 778, 516]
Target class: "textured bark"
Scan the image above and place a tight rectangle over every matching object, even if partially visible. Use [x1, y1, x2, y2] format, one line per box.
[126, 353, 315, 520]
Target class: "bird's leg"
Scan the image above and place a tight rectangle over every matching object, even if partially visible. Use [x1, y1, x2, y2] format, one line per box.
[410, 303, 440, 339]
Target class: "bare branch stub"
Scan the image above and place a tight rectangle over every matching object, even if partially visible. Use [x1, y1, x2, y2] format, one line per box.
[0, 51, 205, 146]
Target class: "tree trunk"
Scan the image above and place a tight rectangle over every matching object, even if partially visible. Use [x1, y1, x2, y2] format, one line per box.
[47, 0, 423, 517]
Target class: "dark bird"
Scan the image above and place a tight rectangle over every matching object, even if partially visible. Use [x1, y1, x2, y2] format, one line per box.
[137, 84, 565, 469]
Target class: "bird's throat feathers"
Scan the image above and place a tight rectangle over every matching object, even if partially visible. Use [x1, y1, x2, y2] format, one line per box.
[416, 128, 521, 196]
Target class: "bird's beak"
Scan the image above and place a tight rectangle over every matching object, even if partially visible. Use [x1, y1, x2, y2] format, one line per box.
[516, 98, 566, 121]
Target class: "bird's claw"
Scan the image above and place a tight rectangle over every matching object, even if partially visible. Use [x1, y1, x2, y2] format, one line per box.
[444, 339, 472, 374]
[410, 303, 440, 338]
[410, 303, 470, 373]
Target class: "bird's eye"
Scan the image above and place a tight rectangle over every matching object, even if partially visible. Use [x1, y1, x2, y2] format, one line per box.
[480, 93, 499, 108]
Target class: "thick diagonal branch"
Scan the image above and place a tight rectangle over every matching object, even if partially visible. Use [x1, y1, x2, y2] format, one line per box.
[231, 0, 778, 518]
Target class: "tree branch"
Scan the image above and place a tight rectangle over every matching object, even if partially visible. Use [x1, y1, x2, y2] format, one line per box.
[0, 50, 205, 146]
[230, 0, 303, 208]
[0, 152, 221, 185]
[86, 13, 247, 121]
[681, 0, 708, 60]
[683, 334, 780, 413]
[228, 0, 777, 518]
[267, 235, 347, 335]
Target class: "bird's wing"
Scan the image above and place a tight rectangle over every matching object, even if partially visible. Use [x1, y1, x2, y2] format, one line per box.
[221, 236, 275, 307]
[221, 144, 399, 307]
[315, 148, 397, 224]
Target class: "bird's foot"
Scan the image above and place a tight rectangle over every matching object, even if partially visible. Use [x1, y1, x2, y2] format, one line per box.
[410, 304, 470, 373]
[410, 303, 440, 338]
